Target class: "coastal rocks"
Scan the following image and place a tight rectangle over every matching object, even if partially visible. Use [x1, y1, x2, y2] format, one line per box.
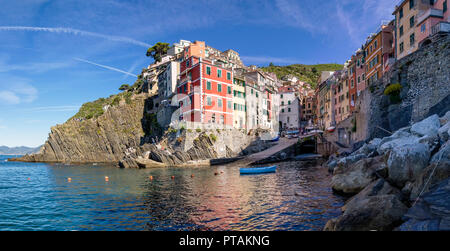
[336, 154, 366, 169]
[399, 178, 450, 231]
[409, 162, 450, 201]
[411, 114, 441, 137]
[377, 133, 419, 155]
[438, 122, 450, 142]
[324, 195, 408, 231]
[331, 157, 384, 195]
[342, 179, 404, 212]
[387, 142, 431, 187]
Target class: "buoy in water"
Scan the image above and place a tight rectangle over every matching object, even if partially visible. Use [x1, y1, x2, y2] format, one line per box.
[68, 178, 72, 182]
[105, 176, 109, 182]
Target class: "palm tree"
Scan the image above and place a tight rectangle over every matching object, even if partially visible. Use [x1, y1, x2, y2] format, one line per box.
[146, 42, 170, 63]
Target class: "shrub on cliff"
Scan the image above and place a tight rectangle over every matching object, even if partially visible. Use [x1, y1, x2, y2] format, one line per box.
[384, 83, 402, 103]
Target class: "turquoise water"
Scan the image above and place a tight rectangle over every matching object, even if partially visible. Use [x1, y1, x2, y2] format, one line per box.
[0, 155, 344, 231]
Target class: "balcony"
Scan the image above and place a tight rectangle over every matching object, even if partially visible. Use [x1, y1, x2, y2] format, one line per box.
[417, 8, 443, 25]
[431, 22, 450, 36]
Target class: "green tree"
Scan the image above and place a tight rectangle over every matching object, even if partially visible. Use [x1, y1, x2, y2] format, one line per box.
[119, 84, 130, 91]
[146, 42, 170, 63]
[269, 62, 275, 67]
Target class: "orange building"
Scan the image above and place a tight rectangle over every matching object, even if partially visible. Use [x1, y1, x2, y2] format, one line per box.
[364, 22, 394, 87]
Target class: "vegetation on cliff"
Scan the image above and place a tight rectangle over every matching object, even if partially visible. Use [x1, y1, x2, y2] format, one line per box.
[261, 63, 343, 88]
[146, 42, 170, 63]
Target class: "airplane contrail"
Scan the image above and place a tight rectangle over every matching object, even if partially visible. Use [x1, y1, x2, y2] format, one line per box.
[0, 26, 151, 48]
[74, 58, 138, 77]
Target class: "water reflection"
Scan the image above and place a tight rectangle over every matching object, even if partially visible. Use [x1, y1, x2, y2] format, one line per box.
[0, 155, 344, 231]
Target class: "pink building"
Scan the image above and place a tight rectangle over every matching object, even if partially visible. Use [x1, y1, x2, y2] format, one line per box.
[417, 0, 450, 46]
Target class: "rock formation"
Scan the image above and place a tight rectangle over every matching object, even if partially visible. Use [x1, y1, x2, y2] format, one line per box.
[325, 112, 450, 231]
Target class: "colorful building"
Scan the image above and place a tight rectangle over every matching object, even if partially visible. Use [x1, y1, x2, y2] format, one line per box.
[348, 56, 357, 113]
[355, 48, 366, 96]
[364, 22, 394, 87]
[177, 55, 234, 128]
[416, 0, 450, 46]
[278, 86, 301, 131]
[232, 73, 247, 129]
[393, 0, 432, 59]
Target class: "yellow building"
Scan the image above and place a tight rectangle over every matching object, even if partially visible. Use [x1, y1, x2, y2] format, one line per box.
[393, 0, 431, 59]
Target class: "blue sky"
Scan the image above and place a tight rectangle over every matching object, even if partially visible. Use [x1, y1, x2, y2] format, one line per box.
[0, 0, 397, 147]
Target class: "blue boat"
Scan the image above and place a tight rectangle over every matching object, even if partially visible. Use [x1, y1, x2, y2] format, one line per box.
[271, 136, 280, 142]
[240, 166, 277, 175]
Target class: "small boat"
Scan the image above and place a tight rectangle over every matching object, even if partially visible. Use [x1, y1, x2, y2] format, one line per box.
[240, 166, 277, 175]
[271, 136, 280, 142]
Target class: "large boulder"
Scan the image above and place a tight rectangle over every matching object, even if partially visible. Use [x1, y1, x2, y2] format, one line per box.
[332, 157, 384, 195]
[387, 143, 431, 188]
[411, 114, 441, 137]
[342, 179, 404, 212]
[438, 122, 450, 142]
[399, 178, 450, 231]
[409, 162, 450, 201]
[336, 154, 366, 169]
[378, 134, 420, 155]
[324, 195, 408, 231]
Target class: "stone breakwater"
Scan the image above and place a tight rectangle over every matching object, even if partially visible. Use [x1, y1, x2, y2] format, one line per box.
[119, 129, 275, 169]
[324, 111, 450, 231]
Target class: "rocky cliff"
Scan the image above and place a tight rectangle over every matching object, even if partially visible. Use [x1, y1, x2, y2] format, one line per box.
[13, 93, 153, 163]
[12, 87, 272, 166]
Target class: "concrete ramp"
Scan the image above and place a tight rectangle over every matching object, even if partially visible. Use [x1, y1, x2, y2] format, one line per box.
[230, 138, 299, 167]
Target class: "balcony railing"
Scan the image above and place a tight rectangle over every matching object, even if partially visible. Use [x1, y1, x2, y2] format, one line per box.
[431, 22, 450, 36]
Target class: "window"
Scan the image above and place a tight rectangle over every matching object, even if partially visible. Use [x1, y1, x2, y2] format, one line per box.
[400, 42, 404, 53]
[281, 101, 284, 106]
[374, 40, 378, 49]
[218, 98, 222, 107]
[444, 0, 448, 13]
[282, 109, 285, 113]
[218, 83, 222, 93]
[400, 26, 404, 37]
[288, 108, 291, 112]
[288, 101, 291, 105]
[228, 101, 232, 109]
[409, 0, 415, 9]
[186, 60, 190, 67]
[421, 24, 426, 33]
[217, 69, 222, 78]
[410, 33, 415, 46]
[410, 16, 415, 28]
[227, 72, 231, 80]
[207, 97, 212, 106]
[280, 94, 283, 99]
[206, 66, 211, 75]
[227, 86, 232, 94]
[399, 8, 403, 20]
[207, 81, 212, 90]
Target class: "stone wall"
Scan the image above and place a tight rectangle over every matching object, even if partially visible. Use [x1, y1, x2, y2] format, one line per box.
[364, 34, 450, 140]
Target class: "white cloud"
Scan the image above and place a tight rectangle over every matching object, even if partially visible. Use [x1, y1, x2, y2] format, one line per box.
[0, 26, 151, 48]
[74, 58, 138, 77]
[0, 76, 38, 105]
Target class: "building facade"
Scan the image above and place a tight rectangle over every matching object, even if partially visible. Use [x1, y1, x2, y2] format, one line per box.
[279, 86, 301, 131]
